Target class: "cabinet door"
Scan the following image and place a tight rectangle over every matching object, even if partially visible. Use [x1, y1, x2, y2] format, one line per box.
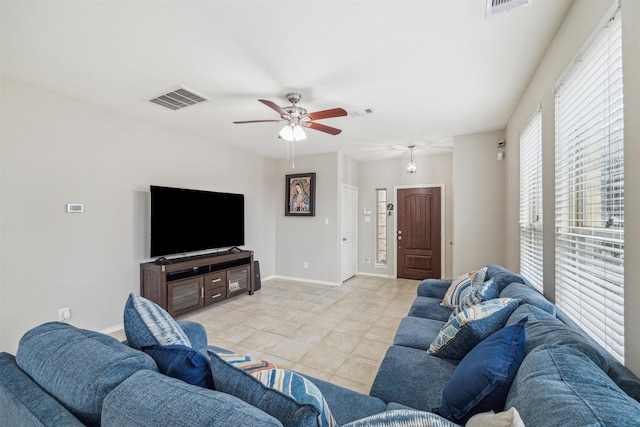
[168, 277, 203, 317]
[227, 265, 250, 297]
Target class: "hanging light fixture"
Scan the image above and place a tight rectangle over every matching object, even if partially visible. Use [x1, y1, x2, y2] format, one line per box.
[279, 124, 307, 168]
[407, 145, 417, 174]
[279, 124, 307, 142]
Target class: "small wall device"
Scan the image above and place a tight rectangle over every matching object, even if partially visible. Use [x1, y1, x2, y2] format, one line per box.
[66, 204, 84, 213]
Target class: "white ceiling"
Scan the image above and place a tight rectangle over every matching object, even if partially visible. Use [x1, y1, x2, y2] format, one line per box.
[1, 0, 572, 162]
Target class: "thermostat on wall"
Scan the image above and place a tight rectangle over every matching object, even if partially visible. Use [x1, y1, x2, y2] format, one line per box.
[66, 204, 84, 213]
[363, 208, 372, 215]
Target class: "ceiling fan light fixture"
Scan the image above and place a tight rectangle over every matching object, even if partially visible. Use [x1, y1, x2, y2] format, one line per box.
[407, 145, 417, 174]
[279, 124, 307, 142]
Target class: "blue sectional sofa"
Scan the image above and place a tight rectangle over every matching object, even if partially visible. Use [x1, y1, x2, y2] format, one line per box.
[370, 264, 640, 426]
[2, 264, 640, 426]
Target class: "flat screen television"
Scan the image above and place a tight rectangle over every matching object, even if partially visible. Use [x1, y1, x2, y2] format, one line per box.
[150, 185, 245, 258]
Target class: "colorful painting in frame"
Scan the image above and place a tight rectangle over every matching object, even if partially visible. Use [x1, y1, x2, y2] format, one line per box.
[285, 173, 316, 216]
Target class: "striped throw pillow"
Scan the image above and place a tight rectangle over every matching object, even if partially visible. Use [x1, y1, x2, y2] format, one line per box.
[441, 267, 488, 309]
[209, 350, 337, 427]
[124, 293, 191, 350]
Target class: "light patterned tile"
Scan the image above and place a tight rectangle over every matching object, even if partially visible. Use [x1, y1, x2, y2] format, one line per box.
[185, 276, 420, 393]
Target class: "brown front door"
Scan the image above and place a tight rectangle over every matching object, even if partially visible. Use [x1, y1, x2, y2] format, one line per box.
[397, 187, 441, 280]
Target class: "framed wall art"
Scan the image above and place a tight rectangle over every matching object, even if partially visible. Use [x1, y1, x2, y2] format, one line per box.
[285, 173, 316, 216]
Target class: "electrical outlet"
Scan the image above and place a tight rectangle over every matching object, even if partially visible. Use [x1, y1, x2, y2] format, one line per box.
[303, 262, 308, 269]
[58, 307, 71, 322]
[366, 256, 371, 264]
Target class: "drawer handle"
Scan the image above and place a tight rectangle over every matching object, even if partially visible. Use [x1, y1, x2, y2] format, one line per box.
[210, 278, 222, 283]
[211, 293, 222, 299]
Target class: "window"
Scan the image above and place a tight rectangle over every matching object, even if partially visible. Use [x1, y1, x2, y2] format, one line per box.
[554, 8, 624, 362]
[520, 109, 543, 292]
[376, 188, 387, 264]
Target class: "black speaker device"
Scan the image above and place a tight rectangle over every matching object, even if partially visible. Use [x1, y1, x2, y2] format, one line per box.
[253, 260, 261, 291]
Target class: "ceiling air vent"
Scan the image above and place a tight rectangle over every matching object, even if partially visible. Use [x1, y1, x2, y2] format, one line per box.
[149, 86, 210, 111]
[485, 0, 533, 18]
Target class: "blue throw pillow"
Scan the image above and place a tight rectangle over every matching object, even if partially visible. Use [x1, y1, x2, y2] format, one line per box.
[143, 344, 214, 389]
[434, 317, 527, 424]
[208, 349, 337, 427]
[428, 298, 520, 359]
[123, 293, 191, 350]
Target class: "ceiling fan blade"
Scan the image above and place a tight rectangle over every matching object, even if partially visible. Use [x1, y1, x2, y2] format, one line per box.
[259, 99, 291, 118]
[304, 121, 342, 135]
[306, 108, 348, 121]
[233, 119, 283, 124]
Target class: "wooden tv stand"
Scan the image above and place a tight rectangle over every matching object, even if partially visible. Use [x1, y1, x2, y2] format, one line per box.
[140, 250, 254, 317]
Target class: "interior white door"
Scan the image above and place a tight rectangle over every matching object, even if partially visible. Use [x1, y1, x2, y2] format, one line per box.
[341, 184, 358, 282]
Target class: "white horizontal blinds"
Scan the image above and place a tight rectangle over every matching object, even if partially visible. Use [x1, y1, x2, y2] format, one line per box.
[519, 109, 543, 292]
[555, 8, 624, 363]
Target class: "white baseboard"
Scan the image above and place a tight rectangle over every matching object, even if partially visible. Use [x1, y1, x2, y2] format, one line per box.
[357, 271, 394, 278]
[270, 275, 342, 286]
[100, 323, 124, 334]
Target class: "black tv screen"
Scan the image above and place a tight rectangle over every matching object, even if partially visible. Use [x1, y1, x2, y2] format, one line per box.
[150, 185, 245, 257]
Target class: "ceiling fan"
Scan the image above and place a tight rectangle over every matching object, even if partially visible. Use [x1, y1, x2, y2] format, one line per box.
[233, 92, 347, 139]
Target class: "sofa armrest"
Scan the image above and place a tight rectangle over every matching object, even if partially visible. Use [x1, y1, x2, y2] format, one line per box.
[0, 352, 85, 427]
[177, 320, 208, 350]
[417, 279, 452, 298]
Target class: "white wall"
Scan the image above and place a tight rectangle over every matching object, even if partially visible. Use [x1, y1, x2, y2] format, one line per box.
[274, 152, 341, 284]
[453, 130, 506, 275]
[357, 152, 454, 279]
[504, 0, 640, 374]
[0, 77, 277, 354]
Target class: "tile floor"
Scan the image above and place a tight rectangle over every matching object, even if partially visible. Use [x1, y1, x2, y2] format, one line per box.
[181, 275, 419, 394]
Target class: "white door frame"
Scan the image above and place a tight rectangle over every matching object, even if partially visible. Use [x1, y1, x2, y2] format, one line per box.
[340, 184, 358, 282]
[393, 183, 446, 279]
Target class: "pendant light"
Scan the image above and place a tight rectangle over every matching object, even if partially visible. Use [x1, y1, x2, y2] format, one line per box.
[280, 124, 307, 168]
[407, 145, 417, 174]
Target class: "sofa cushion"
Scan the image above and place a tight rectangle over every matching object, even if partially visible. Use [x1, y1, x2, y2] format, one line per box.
[124, 293, 191, 350]
[393, 316, 446, 351]
[0, 352, 85, 427]
[434, 318, 526, 424]
[408, 297, 454, 322]
[300, 374, 386, 425]
[208, 350, 336, 427]
[342, 409, 460, 427]
[101, 369, 283, 427]
[441, 268, 487, 309]
[15, 322, 157, 427]
[428, 298, 520, 359]
[417, 278, 454, 299]
[370, 345, 459, 411]
[485, 264, 525, 293]
[499, 282, 555, 315]
[506, 345, 640, 427]
[143, 344, 214, 388]
[450, 279, 499, 319]
[506, 304, 610, 372]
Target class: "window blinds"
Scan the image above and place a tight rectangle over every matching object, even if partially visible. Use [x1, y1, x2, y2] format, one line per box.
[520, 109, 543, 292]
[554, 8, 624, 362]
